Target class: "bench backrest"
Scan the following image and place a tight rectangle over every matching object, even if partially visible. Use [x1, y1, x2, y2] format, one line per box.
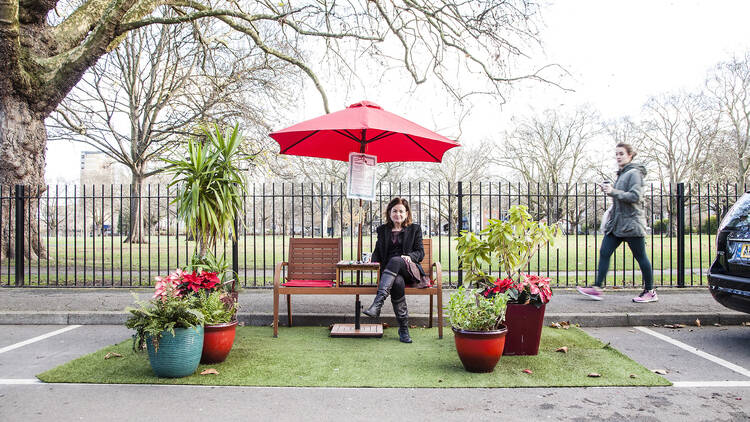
[421, 238, 433, 278]
[287, 237, 342, 281]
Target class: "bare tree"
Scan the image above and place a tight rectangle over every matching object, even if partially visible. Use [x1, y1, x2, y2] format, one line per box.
[496, 107, 602, 224]
[47, 21, 280, 243]
[706, 53, 750, 184]
[1, 0, 561, 258]
[637, 93, 719, 185]
[412, 146, 492, 232]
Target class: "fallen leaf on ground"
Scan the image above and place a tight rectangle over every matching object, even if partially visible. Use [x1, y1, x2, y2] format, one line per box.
[652, 324, 661, 327]
[523, 369, 533, 374]
[628, 329, 636, 333]
[104, 352, 122, 360]
[713, 323, 722, 327]
[382, 323, 390, 329]
[695, 319, 701, 327]
[555, 346, 568, 353]
[549, 322, 562, 329]
[629, 374, 637, 378]
[651, 369, 668, 375]
[549, 321, 570, 329]
[664, 324, 685, 329]
[587, 373, 601, 378]
[200, 368, 219, 375]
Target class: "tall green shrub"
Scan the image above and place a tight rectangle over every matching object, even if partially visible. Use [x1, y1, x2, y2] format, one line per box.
[164, 124, 247, 256]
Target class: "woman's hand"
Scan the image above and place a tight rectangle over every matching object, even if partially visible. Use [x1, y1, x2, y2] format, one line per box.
[401, 255, 412, 264]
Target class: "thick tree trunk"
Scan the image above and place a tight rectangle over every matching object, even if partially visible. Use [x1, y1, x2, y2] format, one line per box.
[0, 95, 48, 259]
[124, 171, 147, 244]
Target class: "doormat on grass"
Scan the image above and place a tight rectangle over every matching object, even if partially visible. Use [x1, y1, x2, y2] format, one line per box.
[38, 326, 670, 388]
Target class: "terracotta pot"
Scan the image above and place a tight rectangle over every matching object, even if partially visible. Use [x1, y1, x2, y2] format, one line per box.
[503, 303, 546, 356]
[452, 325, 507, 373]
[201, 320, 238, 364]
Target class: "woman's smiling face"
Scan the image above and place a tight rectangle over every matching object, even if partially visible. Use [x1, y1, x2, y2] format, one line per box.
[390, 204, 407, 226]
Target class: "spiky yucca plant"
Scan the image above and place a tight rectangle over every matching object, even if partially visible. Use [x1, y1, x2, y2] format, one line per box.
[164, 124, 247, 257]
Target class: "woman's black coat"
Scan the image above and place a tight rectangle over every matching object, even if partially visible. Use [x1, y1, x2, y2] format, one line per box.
[370, 223, 426, 277]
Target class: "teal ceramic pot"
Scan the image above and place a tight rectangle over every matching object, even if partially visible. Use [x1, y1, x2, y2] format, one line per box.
[146, 325, 204, 378]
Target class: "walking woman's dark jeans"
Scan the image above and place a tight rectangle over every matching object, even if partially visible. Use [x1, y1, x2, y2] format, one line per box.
[595, 233, 653, 290]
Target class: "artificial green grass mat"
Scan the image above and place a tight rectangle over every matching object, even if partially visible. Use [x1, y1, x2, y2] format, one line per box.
[37, 326, 670, 388]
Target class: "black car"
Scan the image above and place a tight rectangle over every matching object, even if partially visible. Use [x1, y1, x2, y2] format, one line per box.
[708, 192, 750, 313]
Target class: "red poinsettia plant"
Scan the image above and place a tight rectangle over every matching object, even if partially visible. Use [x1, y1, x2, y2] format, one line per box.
[153, 268, 221, 300]
[481, 274, 552, 308]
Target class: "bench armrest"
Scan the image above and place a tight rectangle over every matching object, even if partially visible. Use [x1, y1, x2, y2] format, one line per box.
[432, 261, 442, 287]
[273, 262, 288, 289]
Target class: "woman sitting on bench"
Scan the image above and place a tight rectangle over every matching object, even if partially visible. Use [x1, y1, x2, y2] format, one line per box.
[363, 197, 426, 343]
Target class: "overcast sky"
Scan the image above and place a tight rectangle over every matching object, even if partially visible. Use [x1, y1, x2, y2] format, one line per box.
[45, 0, 750, 183]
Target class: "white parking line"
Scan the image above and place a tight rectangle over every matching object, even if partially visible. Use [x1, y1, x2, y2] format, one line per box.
[674, 381, 750, 388]
[0, 379, 42, 385]
[635, 326, 750, 378]
[0, 325, 82, 355]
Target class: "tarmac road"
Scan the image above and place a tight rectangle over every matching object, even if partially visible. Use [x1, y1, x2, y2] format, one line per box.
[1, 324, 749, 421]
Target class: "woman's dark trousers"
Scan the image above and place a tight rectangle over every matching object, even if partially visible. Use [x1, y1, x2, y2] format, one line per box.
[595, 233, 653, 290]
[363, 257, 412, 343]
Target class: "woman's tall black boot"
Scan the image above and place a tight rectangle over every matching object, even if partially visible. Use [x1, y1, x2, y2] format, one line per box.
[392, 297, 412, 343]
[363, 270, 396, 318]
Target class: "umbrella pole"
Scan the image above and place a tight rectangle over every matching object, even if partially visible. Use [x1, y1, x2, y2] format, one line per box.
[355, 199, 363, 329]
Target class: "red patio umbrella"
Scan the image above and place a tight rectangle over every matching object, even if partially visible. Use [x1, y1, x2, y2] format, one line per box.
[269, 101, 459, 162]
[270, 100, 459, 257]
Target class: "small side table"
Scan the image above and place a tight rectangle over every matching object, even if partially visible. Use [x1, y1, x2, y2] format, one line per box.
[331, 261, 382, 338]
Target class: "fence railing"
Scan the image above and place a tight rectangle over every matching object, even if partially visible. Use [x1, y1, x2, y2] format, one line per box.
[0, 182, 742, 288]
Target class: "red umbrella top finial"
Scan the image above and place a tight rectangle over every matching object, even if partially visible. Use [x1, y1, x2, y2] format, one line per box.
[347, 101, 382, 110]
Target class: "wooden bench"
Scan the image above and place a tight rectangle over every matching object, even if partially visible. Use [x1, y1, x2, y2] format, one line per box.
[273, 237, 443, 338]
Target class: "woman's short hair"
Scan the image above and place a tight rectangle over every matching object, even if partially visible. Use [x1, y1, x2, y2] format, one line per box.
[616, 142, 637, 158]
[385, 197, 413, 227]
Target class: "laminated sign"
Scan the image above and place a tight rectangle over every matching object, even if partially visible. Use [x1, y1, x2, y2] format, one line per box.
[347, 153, 377, 201]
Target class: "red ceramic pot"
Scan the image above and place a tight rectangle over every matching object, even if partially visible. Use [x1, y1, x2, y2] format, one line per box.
[503, 303, 546, 356]
[201, 320, 238, 364]
[452, 325, 507, 373]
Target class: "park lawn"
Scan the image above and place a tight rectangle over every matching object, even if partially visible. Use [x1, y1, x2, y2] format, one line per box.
[37, 326, 670, 388]
[4, 234, 717, 272]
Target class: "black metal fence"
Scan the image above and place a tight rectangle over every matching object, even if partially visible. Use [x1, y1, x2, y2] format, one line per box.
[0, 182, 741, 289]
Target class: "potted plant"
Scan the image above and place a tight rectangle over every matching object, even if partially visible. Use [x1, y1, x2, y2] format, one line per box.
[456, 205, 559, 356]
[155, 267, 239, 364]
[482, 274, 552, 355]
[163, 123, 247, 299]
[448, 286, 510, 373]
[125, 280, 205, 378]
[196, 289, 239, 364]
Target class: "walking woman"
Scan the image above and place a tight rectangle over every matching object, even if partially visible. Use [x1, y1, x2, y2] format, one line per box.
[363, 197, 428, 343]
[577, 143, 657, 303]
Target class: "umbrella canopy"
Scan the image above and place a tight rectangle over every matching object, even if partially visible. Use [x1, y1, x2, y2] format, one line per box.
[269, 101, 459, 162]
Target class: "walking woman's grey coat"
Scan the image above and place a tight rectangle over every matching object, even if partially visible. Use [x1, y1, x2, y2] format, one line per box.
[604, 162, 648, 238]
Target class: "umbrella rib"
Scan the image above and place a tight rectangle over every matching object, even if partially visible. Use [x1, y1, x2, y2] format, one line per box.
[365, 131, 396, 143]
[280, 130, 320, 154]
[404, 134, 440, 162]
[335, 130, 362, 144]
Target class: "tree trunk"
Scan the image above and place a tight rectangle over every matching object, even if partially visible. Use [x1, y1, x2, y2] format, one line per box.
[0, 95, 47, 259]
[124, 172, 147, 243]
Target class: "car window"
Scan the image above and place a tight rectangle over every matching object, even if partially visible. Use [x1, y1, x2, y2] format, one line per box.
[722, 194, 750, 228]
